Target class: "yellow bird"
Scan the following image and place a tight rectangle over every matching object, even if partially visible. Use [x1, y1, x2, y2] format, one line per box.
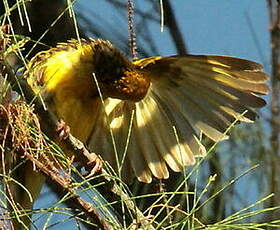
[19, 38, 268, 228]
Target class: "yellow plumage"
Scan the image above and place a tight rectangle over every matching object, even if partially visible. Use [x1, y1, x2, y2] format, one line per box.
[25, 38, 268, 183]
[27, 41, 97, 142]
[14, 38, 268, 228]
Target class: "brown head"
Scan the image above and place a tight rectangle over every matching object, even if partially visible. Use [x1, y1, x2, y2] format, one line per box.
[90, 39, 151, 102]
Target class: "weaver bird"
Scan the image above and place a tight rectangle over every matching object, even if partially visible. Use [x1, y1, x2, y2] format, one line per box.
[18, 38, 268, 227]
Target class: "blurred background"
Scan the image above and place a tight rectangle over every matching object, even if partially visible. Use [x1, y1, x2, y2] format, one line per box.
[0, 0, 279, 229]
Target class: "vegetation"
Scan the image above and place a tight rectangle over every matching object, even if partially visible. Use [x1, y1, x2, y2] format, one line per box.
[0, 0, 279, 229]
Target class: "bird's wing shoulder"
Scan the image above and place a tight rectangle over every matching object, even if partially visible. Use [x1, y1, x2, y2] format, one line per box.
[24, 39, 91, 88]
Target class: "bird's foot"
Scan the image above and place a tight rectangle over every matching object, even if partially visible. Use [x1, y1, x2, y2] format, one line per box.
[84, 153, 103, 178]
[56, 119, 70, 140]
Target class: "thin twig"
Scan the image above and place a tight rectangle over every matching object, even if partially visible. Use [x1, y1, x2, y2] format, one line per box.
[0, 57, 155, 230]
[127, 0, 137, 60]
[0, 56, 117, 230]
[24, 151, 113, 230]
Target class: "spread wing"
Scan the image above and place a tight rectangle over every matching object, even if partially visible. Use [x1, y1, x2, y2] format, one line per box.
[87, 55, 268, 183]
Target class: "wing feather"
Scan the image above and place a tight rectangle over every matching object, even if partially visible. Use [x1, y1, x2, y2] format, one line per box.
[150, 92, 206, 159]
[134, 103, 169, 179]
[87, 54, 268, 183]
[177, 76, 257, 122]
[134, 54, 268, 142]
[139, 93, 202, 172]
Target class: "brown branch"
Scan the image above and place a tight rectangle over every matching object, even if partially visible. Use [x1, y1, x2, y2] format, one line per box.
[0, 15, 154, 227]
[0, 60, 97, 167]
[0, 56, 155, 230]
[268, 0, 280, 221]
[24, 151, 113, 230]
[0, 59, 118, 230]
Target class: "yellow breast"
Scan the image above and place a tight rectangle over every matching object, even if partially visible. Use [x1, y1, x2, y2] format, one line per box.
[40, 43, 98, 142]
